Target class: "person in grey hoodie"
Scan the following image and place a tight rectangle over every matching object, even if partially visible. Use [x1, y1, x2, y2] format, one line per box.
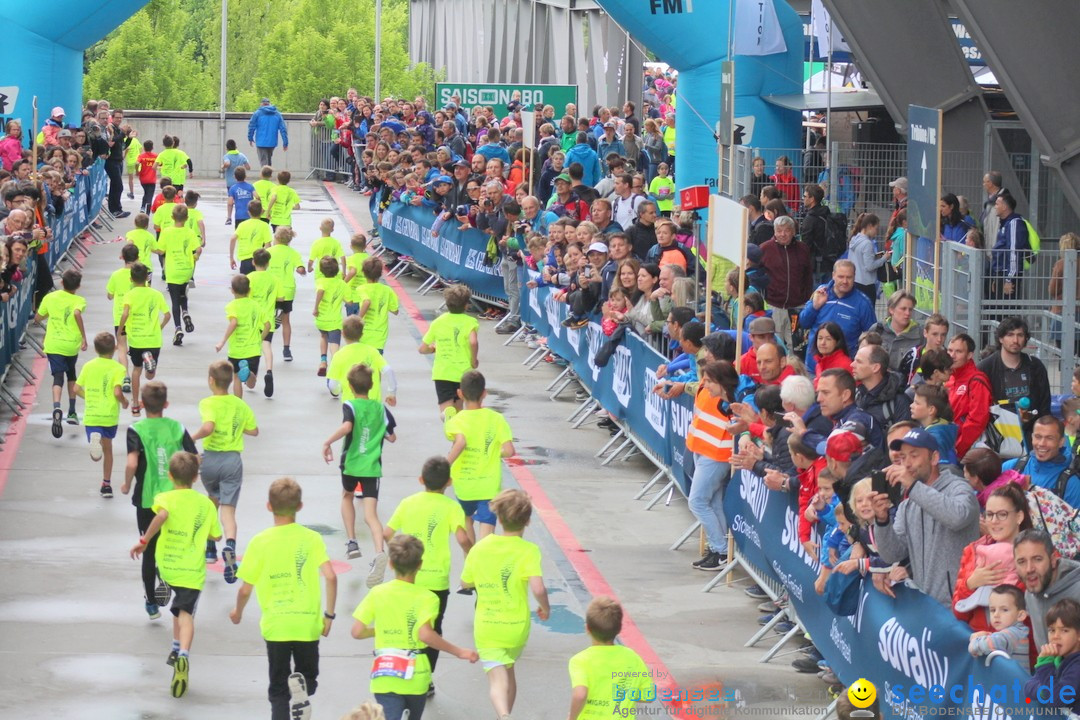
[870, 289, 923, 370]
[1015, 528, 1080, 648]
[871, 426, 981, 606]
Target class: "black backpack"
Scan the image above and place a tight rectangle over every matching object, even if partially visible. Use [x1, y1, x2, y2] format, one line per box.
[823, 211, 849, 263]
[1014, 456, 1075, 500]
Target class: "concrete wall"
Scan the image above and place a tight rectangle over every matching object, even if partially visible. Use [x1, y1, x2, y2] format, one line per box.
[123, 111, 315, 179]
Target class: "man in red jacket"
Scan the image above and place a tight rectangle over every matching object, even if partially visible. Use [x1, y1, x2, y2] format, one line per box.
[760, 215, 812, 348]
[946, 333, 991, 458]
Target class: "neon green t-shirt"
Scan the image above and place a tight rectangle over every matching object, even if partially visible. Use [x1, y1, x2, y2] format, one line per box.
[327, 341, 387, 402]
[247, 270, 281, 329]
[445, 408, 513, 501]
[38, 290, 86, 356]
[75, 356, 125, 427]
[315, 276, 351, 332]
[125, 228, 156, 266]
[185, 206, 204, 244]
[123, 286, 169, 349]
[267, 243, 302, 301]
[236, 523, 330, 642]
[106, 266, 134, 326]
[156, 225, 200, 284]
[156, 148, 189, 186]
[309, 236, 345, 280]
[125, 140, 141, 168]
[422, 312, 478, 383]
[568, 645, 652, 720]
[152, 201, 180, 232]
[355, 283, 399, 350]
[387, 492, 466, 591]
[346, 251, 370, 290]
[352, 579, 439, 696]
[649, 175, 677, 211]
[253, 178, 275, 208]
[460, 534, 542, 649]
[152, 488, 222, 590]
[198, 394, 257, 453]
[235, 218, 272, 262]
[268, 185, 300, 226]
[225, 297, 266, 359]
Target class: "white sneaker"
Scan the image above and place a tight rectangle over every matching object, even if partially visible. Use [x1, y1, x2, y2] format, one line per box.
[366, 552, 388, 588]
[287, 672, 312, 720]
[88, 432, 103, 461]
[327, 379, 341, 398]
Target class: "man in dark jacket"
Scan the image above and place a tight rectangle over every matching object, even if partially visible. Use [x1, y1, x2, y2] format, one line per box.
[760, 215, 812, 348]
[800, 184, 832, 279]
[105, 109, 131, 217]
[977, 316, 1051, 438]
[852, 344, 912, 430]
[626, 202, 659, 260]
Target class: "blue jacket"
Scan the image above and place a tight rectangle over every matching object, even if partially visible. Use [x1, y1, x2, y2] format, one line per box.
[798, 280, 877, 371]
[565, 143, 602, 187]
[942, 218, 973, 243]
[247, 105, 288, 148]
[1004, 452, 1080, 508]
[926, 420, 959, 465]
[598, 138, 626, 161]
[991, 212, 1029, 277]
[475, 144, 510, 165]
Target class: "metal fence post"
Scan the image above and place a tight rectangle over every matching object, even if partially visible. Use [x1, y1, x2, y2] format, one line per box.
[1063, 250, 1077, 388]
[969, 248, 984, 353]
[940, 243, 955, 328]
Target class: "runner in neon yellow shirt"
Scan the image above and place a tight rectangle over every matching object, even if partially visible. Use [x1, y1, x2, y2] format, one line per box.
[247, 248, 282, 397]
[120, 262, 171, 417]
[74, 332, 130, 497]
[230, 477, 338, 720]
[126, 216, 156, 266]
[314, 257, 352, 376]
[327, 316, 396, 403]
[230, 199, 273, 274]
[153, 204, 201, 346]
[35, 270, 88, 437]
[343, 233, 370, 316]
[253, 166, 275, 209]
[460, 490, 549, 720]
[419, 284, 479, 414]
[215, 274, 270, 399]
[129, 451, 222, 698]
[106, 243, 140, 389]
[354, 257, 399, 352]
[266, 226, 306, 361]
[307, 218, 345, 280]
[567, 597, 652, 720]
[266, 171, 300, 228]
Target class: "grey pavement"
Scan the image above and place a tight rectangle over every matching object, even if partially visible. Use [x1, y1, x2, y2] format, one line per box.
[0, 179, 828, 720]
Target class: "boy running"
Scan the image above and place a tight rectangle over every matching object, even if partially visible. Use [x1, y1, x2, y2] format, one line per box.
[230, 477, 338, 720]
[183, 190, 206, 286]
[122, 381, 197, 618]
[154, 204, 201, 346]
[120, 262, 171, 417]
[384, 456, 472, 694]
[354, 257, 399, 354]
[215, 274, 270, 398]
[230, 199, 273, 274]
[73, 332, 129, 497]
[36, 269, 88, 438]
[129, 451, 222, 699]
[125, 213, 156, 266]
[247, 248, 282, 397]
[106, 243, 139, 391]
[226, 166, 255, 227]
[327, 316, 396, 403]
[351, 534, 478, 720]
[307, 218, 345, 280]
[191, 360, 258, 578]
[266, 226, 305, 361]
[136, 140, 157, 214]
[460, 489, 550, 720]
[322, 365, 397, 580]
[419, 285, 478, 416]
[343, 233, 370, 315]
[567, 597, 651, 720]
[314, 256, 351, 377]
[253, 166, 275, 218]
[266, 170, 300, 231]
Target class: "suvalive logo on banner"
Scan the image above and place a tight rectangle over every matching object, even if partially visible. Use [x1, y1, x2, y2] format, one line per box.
[435, 83, 578, 120]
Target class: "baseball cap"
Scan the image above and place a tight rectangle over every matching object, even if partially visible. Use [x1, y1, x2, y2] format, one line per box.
[57, 129, 72, 138]
[746, 244, 763, 265]
[445, 101, 458, 109]
[748, 317, 776, 335]
[823, 432, 865, 463]
[453, 159, 470, 169]
[815, 421, 868, 459]
[554, 173, 572, 184]
[604, 121, 616, 128]
[889, 426, 940, 453]
[889, 176, 909, 191]
[433, 175, 453, 186]
[587, 242, 609, 254]
[51, 106, 65, 117]
[261, 97, 271, 104]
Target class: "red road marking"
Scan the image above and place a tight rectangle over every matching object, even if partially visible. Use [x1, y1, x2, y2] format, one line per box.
[325, 182, 696, 719]
[0, 356, 50, 497]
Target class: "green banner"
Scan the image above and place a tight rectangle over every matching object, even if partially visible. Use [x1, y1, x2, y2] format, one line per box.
[435, 83, 578, 119]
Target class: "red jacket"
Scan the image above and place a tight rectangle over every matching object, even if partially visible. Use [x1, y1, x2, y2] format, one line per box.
[760, 238, 813, 309]
[798, 457, 826, 543]
[814, 350, 852, 388]
[947, 360, 992, 458]
[770, 172, 800, 212]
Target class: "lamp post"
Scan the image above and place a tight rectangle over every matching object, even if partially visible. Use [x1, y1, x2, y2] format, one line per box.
[220, 0, 228, 174]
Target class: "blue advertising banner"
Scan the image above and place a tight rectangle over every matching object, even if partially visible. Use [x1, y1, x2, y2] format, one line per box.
[725, 470, 1042, 720]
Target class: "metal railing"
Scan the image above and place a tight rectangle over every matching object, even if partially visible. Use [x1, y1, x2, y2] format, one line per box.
[308, 124, 352, 181]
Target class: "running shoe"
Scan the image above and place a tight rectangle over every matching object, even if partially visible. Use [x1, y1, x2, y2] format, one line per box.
[283, 346, 293, 362]
[100, 482, 113, 499]
[183, 313, 194, 333]
[127, 191, 135, 199]
[288, 673, 312, 720]
[145, 601, 161, 620]
[67, 410, 79, 425]
[89, 432, 103, 461]
[166, 649, 178, 667]
[131, 404, 141, 417]
[114, 211, 131, 219]
[427, 683, 436, 698]
[225, 218, 232, 226]
[51, 408, 64, 438]
[745, 584, 770, 600]
[366, 552, 388, 588]
[155, 579, 172, 607]
[316, 364, 327, 377]
[327, 379, 341, 398]
[238, 359, 251, 383]
[263, 371, 274, 398]
[222, 545, 238, 584]
[173, 329, 183, 346]
[346, 540, 361, 559]
[205, 542, 218, 563]
[122, 376, 131, 393]
[171, 655, 189, 698]
[142, 351, 156, 374]
[456, 586, 475, 596]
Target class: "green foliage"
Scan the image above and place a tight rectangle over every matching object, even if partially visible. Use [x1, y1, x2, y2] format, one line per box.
[84, 0, 442, 113]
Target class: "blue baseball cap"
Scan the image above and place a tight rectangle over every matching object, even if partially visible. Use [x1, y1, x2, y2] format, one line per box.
[433, 175, 453, 185]
[889, 426, 940, 453]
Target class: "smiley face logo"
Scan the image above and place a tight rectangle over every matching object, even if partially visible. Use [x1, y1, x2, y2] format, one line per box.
[848, 678, 877, 709]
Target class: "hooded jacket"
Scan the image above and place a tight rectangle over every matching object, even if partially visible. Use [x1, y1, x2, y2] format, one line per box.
[874, 466, 981, 606]
[798, 280, 877, 371]
[564, 143, 602, 187]
[872, 319, 923, 371]
[946, 360, 992, 458]
[247, 105, 288, 149]
[855, 371, 912, 430]
[1026, 558, 1080, 648]
[626, 220, 657, 261]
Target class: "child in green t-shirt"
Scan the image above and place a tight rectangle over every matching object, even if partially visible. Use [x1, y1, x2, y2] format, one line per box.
[266, 170, 300, 230]
[215, 274, 270, 399]
[266, 226, 306, 362]
[307, 218, 346, 280]
[343, 232, 370, 315]
[73, 332, 129, 498]
[153, 203, 202, 345]
[246, 248, 282, 397]
[460, 489, 550, 720]
[230, 477, 338, 720]
[419, 284, 479, 416]
[119, 262, 171, 417]
[129, 451, 222, 699]
[121, 380, 196, 620]
[105, 243, 140, 390]
[567, 597, 651, 720]
[385, 456, 472, 693]
[314, 256, 352, 376]
[351, 534, 478, 720]
[35, 269, 88, 438]
[253, 165, 275, 218]
[230, 199, 273, 274]
[648, 162, 677, 215]
[322, 365, 397, 583]
[326, 315, 396, 403]
[125, 213, 156, 267]
[354, 257, 400, 353]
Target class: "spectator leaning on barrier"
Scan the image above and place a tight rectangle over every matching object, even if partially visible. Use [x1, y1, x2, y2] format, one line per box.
[946, 333, 992, 459]
[871, 426, 981, 606]
[814, 368, 883, 451]
[977, 316, 1051, 437]
[1015, 528, 1080, 649]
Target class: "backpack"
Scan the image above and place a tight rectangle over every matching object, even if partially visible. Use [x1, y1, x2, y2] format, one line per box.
[1026, 485, 1080, 560]
[1023, 219, 1040, 270]
[1014, 456, 1074, 500]
[822, 211, 849, 263]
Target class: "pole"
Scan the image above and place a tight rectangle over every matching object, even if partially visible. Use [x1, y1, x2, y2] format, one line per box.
[220, 0, 227, 174]
[374, 0, 383, 101]
[825, 21, 833, 209]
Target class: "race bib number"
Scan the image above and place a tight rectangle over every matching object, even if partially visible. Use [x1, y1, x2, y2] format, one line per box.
[658, 186, 672, 198]
[371, 649, 416, 680]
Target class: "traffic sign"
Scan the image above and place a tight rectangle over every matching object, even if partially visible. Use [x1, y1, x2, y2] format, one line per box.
[906, 104, 942, 240]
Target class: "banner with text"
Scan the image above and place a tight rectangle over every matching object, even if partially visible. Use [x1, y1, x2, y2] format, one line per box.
[435, 83, 578, 121]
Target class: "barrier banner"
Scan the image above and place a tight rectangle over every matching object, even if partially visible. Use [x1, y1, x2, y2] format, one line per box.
[377, 203, 508, 300]
[45, 163, 107, 270]
[725, 470, 1037, 720]
[0, 260, 38, 374]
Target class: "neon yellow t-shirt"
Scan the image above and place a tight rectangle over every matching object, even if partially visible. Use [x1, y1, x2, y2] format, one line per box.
[123, 286, 169, 349]
[309, 236, 345, 280]
[236, 523, 330, 642]
[315, 276, 351, 332]
[75, 356, 125, 427]
[246, 270, 280, 330]
[268, 185, 300, 226]
[327, 341, 387, 402]
[235, 218, 273, 261]
[352, 579, 439, 696]
[568, 645, 652, 720]
[38, 290, 86, 356]
[125, 228, 156, 266]
[106, 266, 134, 326]
[346, 251, 370, 290]
[152, 201, 180, 232]
[267, 243, 302, 301]
[152, 488, 222, 590]
[155, 148, 181, 185]
[225, 297, 266, 359]
[445, 408, 513, 501]
[198, 394, 257, 453]
[387, 492, 466, 591]
[156, 225, 200, 284]
[460, 534, 542, 649]
[649, 175, 677, 212]
[125, 140, 141, 169]
[185, 206, 205, 244]
[355, 283, 399, 350]
[253, 178, 275, 207]
[422, 312, 479, 383]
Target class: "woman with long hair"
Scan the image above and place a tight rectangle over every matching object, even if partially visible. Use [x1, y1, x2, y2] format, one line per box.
[940, 193, 973, 243]
[847, 212, 886, 303]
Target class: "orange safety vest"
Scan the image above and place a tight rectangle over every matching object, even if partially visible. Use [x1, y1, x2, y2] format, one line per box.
[685, 386, 734, 462]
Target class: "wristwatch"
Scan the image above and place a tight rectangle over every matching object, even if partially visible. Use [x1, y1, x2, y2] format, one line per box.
[324, 611, 336, 620]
